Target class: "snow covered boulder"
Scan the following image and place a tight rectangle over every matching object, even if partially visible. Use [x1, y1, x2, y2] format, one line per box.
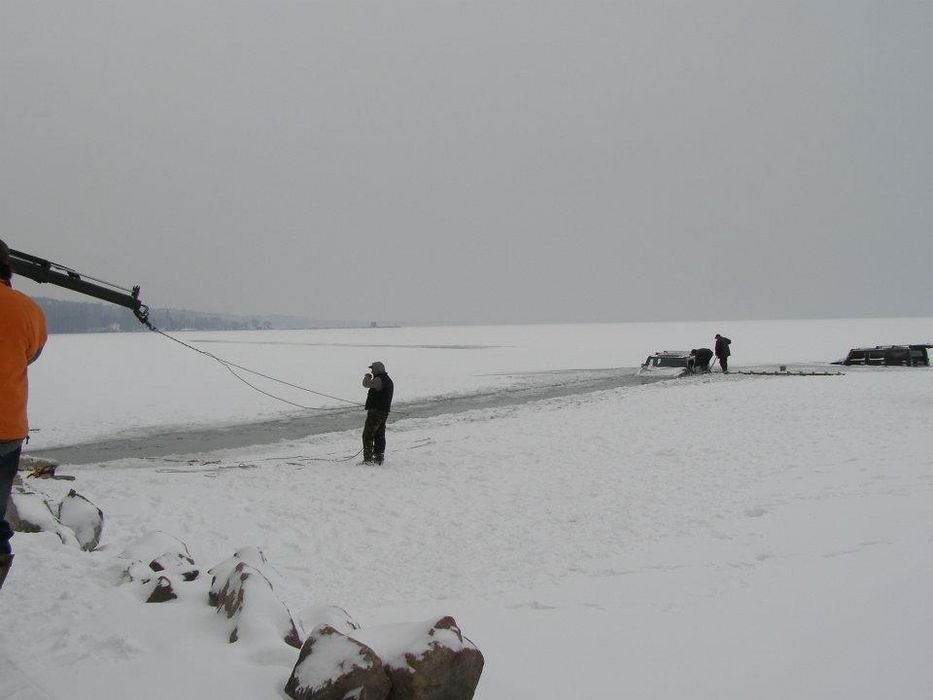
[147, 576, 178, 603]
[122, 560, 156, 585]
[299, 604, 361, 636]
[5, 490, 57, 533]
[208, 546, 274, 606]
[150, 552, 199, 581]
[57, 489, 104, 551]
[120, 531, 191, 563]
[215, 561, 302, 648]
[353, 616, 483, 700]
[284, 624, 390, 700]
[118, 532, 198, 600]
[5, 489, 81, 548]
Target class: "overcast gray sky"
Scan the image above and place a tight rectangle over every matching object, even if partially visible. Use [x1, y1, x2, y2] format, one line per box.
[2, 1, 930, 325]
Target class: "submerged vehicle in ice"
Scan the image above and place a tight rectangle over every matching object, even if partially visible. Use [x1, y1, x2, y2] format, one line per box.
[833, 344, 931, 367]
[639, 350, 694, 376]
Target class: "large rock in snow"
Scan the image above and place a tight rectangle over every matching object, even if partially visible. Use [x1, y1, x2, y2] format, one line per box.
[5, 489, 81, 548]
[150, 551, 199, 581]
[118, 531, 198, 602]
[215, 561, 302, 648]
[353, 616, 484, 700]
[284, 624, 390, 700]
[122, 560, 157, 585]
[5, 490, 57, 533]
[207, 546, 274, 607]
[119, 531, 191, 562]
[57, 489, 103, 551]
[146, 575, 178, 603]
[299, 604, 361, 637]
[118, 531, 199, 579]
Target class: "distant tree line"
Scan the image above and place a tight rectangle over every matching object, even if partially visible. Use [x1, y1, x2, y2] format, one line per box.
[35, 298, 273, 334]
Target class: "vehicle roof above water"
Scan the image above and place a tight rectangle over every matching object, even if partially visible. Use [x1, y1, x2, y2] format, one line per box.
[641, 350, 693, 369]
[836, 343, 931, 366]
[848, 344, 931, 350]
[647, 350, 692, 357]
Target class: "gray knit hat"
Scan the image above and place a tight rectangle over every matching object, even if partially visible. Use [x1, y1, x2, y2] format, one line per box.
[368, 361, 386, 374]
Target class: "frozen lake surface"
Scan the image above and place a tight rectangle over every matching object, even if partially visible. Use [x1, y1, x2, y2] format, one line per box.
[27, 316, 931, 453]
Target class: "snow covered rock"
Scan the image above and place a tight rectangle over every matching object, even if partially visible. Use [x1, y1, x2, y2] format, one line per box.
[6, 490, 57, 533]
[150, 552, 199, 581]
[57, 489, 104, 551]
[121, 560, 156, 585]
[120, 562, 181, 603]
[207, 546, 274, 606]
[118, 532, 198, 578]
[299, 604, 361, 636]
[353, 616, 484, 700]
[284, 624, 390, 700]
[146, 576, 178, 603]
[120, 531, 191, 562]
[215, 561, 302, 648]
[118, 532, 198, 600]
[5, 489, 81, 548]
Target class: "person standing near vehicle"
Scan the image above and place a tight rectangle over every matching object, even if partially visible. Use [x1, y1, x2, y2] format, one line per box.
[361, 361, 394, 465]
[0, 239, 48, 591]
[714, 334, 732, 373]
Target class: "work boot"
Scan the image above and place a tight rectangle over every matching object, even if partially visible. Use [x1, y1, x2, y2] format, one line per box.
[0, 553, 13, 592]
[374, 455, 384, 465]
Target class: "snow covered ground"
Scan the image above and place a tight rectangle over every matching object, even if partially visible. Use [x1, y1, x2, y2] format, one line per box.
[3, 318, 932, 699]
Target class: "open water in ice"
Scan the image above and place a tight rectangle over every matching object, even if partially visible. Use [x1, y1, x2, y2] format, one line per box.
[38, 367, 663, 464]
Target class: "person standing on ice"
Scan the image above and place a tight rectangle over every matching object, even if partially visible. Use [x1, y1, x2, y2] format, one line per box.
[0, 239, 48, 591]
[361, 361, 394, 465]
[714, 334, 732, 373]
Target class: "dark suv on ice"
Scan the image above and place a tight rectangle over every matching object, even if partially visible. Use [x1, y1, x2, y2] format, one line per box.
[834, 344, 931, 367]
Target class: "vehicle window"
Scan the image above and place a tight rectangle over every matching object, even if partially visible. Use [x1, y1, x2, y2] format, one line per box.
[658, 357, 686, 367]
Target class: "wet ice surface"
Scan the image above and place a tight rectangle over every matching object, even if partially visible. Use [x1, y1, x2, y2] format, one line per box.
[27, 318, 930, 453]
[36, 367, 662, 464]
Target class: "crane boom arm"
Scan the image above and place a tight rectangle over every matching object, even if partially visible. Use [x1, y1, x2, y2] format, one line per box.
[9, 248, 150, 323]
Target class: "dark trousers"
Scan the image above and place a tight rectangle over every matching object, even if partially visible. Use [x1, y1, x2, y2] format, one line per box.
[362, 410, 389, 462]
[718, 356, 729, 373]
[0, 444, 22, 554]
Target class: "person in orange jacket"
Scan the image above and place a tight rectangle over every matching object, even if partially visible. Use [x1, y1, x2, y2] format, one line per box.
[0, 239, 47, 590]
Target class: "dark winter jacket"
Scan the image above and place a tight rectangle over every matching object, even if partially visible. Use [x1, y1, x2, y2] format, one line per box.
[715, 336, 732, 358]
[692, 348, 714, 365]
[364, 371, 394, 413]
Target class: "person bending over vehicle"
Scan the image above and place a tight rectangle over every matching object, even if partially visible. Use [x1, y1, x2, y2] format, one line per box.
[690, 347, 714, 373]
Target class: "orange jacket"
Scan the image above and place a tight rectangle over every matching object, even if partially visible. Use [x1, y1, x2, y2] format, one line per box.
[0, 281, 47, 440]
